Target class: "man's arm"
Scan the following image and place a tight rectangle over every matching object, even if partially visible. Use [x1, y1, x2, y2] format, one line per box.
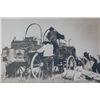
[56, 32, 65, 39]
[37, 45, 46, 53]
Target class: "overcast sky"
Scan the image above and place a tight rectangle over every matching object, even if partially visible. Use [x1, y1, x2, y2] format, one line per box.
[1, 18, 100, 57]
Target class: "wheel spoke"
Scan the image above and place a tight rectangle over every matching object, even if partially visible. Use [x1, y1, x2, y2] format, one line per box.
[31, 67, 42, 79]
[30, 53, 43, 79]
[35, 58, 40, 64]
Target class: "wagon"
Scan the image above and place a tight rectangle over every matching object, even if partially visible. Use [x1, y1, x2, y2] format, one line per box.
[2, 23, 77, 79]
[2, 23, 42, 78]
[29, 24, 77, 79]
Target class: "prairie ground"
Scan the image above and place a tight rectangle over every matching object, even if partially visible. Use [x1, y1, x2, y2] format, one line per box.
[1, 62, 97, 83]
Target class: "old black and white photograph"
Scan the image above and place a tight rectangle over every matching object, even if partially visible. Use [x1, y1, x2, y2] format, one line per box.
[1, 18, 100, 83]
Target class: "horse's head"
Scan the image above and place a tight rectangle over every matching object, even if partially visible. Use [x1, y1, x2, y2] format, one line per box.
[84, 52, 91, 61]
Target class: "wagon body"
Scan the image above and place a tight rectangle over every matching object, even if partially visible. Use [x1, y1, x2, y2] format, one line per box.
[2, 23, 77, 78]
[2, 37, 41, 77]
[30, 26, 77, 79]
[2, 23, 42, 77]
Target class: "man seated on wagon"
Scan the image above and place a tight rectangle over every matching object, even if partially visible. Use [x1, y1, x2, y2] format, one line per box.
[37, 41, 54, 79]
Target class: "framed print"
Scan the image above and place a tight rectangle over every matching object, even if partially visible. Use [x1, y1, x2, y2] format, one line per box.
[1, 18, 100, 83]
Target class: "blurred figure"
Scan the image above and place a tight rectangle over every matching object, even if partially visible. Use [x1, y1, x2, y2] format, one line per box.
[1, 47, 9, 78]
[90, 56, 98, 73]
[46, 27, 65, 66]
[83, 52, 92, 71]
[87, 54, 100, 74]
[46, 27, 65, 54]
[37, 41, 54, 79]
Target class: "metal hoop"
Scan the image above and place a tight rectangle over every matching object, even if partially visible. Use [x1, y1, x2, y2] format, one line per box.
[25, 23, 43, 43]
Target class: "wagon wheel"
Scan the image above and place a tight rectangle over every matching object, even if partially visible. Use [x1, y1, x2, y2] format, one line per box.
[66, 55, 76, 70]
[30, 53, 43, 79]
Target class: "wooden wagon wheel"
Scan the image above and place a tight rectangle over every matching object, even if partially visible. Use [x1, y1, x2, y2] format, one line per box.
[30, 53, 44, 79]
[66, 55, 76, 70]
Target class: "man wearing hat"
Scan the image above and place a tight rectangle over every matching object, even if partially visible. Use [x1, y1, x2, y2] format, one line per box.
[46, 27, 65, 66]
[37, 41, 54, 79]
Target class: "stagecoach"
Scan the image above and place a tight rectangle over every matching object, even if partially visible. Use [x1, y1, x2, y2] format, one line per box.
[2, 23, 77, 79]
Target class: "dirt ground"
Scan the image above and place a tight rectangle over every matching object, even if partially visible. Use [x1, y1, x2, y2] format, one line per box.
[1, 62, 98, 83]
[1, 74, 97, 83]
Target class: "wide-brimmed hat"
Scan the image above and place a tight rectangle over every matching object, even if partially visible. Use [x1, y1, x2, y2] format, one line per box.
[49, 27, 54, 31]
[84, 52, 89, 56]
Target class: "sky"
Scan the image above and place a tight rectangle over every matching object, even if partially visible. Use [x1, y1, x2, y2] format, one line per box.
[1, 18, 100, 57]
[99, 20, 100, 54]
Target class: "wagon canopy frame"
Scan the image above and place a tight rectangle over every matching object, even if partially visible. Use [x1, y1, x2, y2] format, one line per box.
[25, 23, 43, 44]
